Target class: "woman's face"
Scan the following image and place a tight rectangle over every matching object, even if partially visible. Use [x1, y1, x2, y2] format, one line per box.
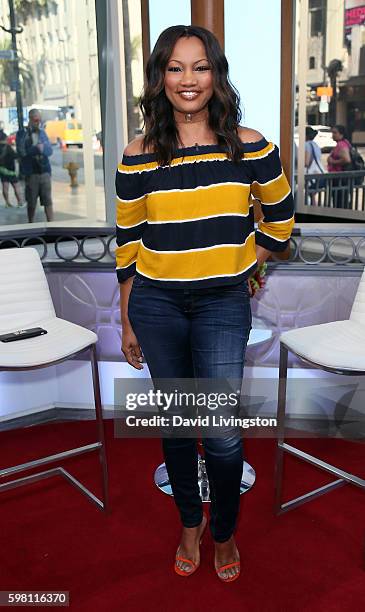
[164, 36, 213, 116]
[331, 127, 342, 141]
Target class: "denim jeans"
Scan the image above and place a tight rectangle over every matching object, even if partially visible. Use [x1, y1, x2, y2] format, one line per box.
[128, 276, 252, 542]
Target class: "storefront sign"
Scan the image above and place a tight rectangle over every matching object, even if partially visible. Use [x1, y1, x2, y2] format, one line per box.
[345, 1, 365, 36]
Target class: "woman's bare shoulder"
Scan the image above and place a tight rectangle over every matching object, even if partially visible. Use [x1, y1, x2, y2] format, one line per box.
[123, 136, 145, 156]
[237, 126, 265, 143]
[123, 135, 154, 156]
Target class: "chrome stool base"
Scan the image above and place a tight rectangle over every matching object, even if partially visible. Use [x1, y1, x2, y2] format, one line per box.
[154, 455, 256, 502]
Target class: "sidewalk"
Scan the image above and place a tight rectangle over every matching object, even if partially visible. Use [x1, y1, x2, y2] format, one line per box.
[0, 179, 106, 225]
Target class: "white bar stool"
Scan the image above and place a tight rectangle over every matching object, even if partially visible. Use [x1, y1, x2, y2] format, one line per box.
[0, 247, 108, 511]
[275, 267, 365, 516]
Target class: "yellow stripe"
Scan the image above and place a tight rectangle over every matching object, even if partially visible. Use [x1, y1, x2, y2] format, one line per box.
[118, 152, 230, 173]
[136, 234, 257, 280]
[147, 184, 251, 222]
[118, 159, 160, 173]
[258, 216, 295, 241]
[243, 142, 275, 159]
[116, 198, 147, 227]
[251, 172, 290, 204]
[115, 242, 139, 269]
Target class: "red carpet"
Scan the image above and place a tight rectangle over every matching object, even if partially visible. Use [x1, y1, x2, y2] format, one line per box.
[0, 420, 364, 611]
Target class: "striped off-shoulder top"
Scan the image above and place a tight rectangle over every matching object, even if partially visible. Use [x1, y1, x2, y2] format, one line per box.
[115, 137, 295, 288]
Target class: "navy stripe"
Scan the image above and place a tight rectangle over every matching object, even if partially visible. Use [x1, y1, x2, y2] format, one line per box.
[116, 169, 146, 201]
[248, 145, 282, 182]
[136, 261, 258, 289]
[118, 149, 279, 194]
[261, 194, 294, 221]
[142, 213, 255, 252]
[255, 229, 289, 252]
[116, 221, 147, 246]
[137, 160, 252, 193]
[116, 262, 136, 282]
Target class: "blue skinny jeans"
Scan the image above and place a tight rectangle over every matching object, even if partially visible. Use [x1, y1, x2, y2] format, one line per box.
[128, 275, 252, 542]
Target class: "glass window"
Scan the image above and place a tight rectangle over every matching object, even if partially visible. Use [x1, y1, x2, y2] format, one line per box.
[295, 0, 365, 221]
[0, 0, 105, 226]
[122, 0, 145, 141]
[309, 0, 324, 37]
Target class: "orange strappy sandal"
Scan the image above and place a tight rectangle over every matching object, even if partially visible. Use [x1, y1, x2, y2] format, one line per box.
[215, 560, 241, 583]
[174, 552, 200, 577]
[174, 516, 207, 577]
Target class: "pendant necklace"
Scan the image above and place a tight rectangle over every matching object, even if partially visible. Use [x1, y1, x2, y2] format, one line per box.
[177, 113, 211, 149]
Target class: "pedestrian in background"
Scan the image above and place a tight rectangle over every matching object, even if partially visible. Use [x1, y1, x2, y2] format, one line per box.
[16, 109, 54, 222]
[327, 125, 351, 209]
[0, 130, 24, 208]
[305, 126, 325, 206]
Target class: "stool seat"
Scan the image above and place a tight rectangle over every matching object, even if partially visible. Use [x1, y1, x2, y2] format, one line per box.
[0, 317, 97, 368]
[280, 320, 365, 372]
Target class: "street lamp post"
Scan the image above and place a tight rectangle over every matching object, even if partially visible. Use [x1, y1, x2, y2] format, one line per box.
[0, 0, 24, 130]
[58, 37, 69, 108]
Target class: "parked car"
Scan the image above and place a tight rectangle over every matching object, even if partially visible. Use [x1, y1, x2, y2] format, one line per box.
[6, 132, 16, 147]
[294, 125, 336, 152]
[44, 119, 83, 148]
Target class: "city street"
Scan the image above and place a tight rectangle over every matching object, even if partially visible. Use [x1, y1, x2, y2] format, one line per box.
[48, 146, 104, 186]
[0, 145, 107, 224]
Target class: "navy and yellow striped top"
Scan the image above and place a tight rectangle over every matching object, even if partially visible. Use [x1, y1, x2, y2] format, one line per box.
[115, 137, 295, 288]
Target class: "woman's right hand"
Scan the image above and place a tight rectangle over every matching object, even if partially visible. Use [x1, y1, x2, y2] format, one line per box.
[121, 321, 144, 370]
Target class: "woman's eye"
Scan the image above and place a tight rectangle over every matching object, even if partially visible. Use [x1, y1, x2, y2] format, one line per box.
[167, 66, 182, 72]
[196, 66, 210, 71]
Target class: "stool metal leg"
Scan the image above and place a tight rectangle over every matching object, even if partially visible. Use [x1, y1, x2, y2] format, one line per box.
[274, 343, 364, 516]
[274, 342, 288, 514]
[90, 344, 109, 512]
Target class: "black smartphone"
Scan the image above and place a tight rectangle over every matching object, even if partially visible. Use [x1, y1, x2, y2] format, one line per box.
[0, 328, 48, 343]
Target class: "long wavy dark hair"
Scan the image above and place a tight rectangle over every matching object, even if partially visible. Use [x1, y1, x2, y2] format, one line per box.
[140, 25, 243, 166]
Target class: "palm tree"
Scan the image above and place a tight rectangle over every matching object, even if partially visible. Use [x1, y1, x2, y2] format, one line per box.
[0, 39, 35, 105]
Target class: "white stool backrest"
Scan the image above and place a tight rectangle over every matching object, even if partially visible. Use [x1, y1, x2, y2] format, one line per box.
[0, 247, 55, 332]
[349, 267, 365, 324]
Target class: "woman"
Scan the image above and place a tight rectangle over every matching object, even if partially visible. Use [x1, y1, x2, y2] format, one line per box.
[115, 25, 294, 582]
[327, 125, 352, 209]
[0, 130, 23, 208]
[305, 126, 325, 207]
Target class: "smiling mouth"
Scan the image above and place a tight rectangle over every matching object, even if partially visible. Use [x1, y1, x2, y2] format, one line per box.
[178, 91, 200, 100]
